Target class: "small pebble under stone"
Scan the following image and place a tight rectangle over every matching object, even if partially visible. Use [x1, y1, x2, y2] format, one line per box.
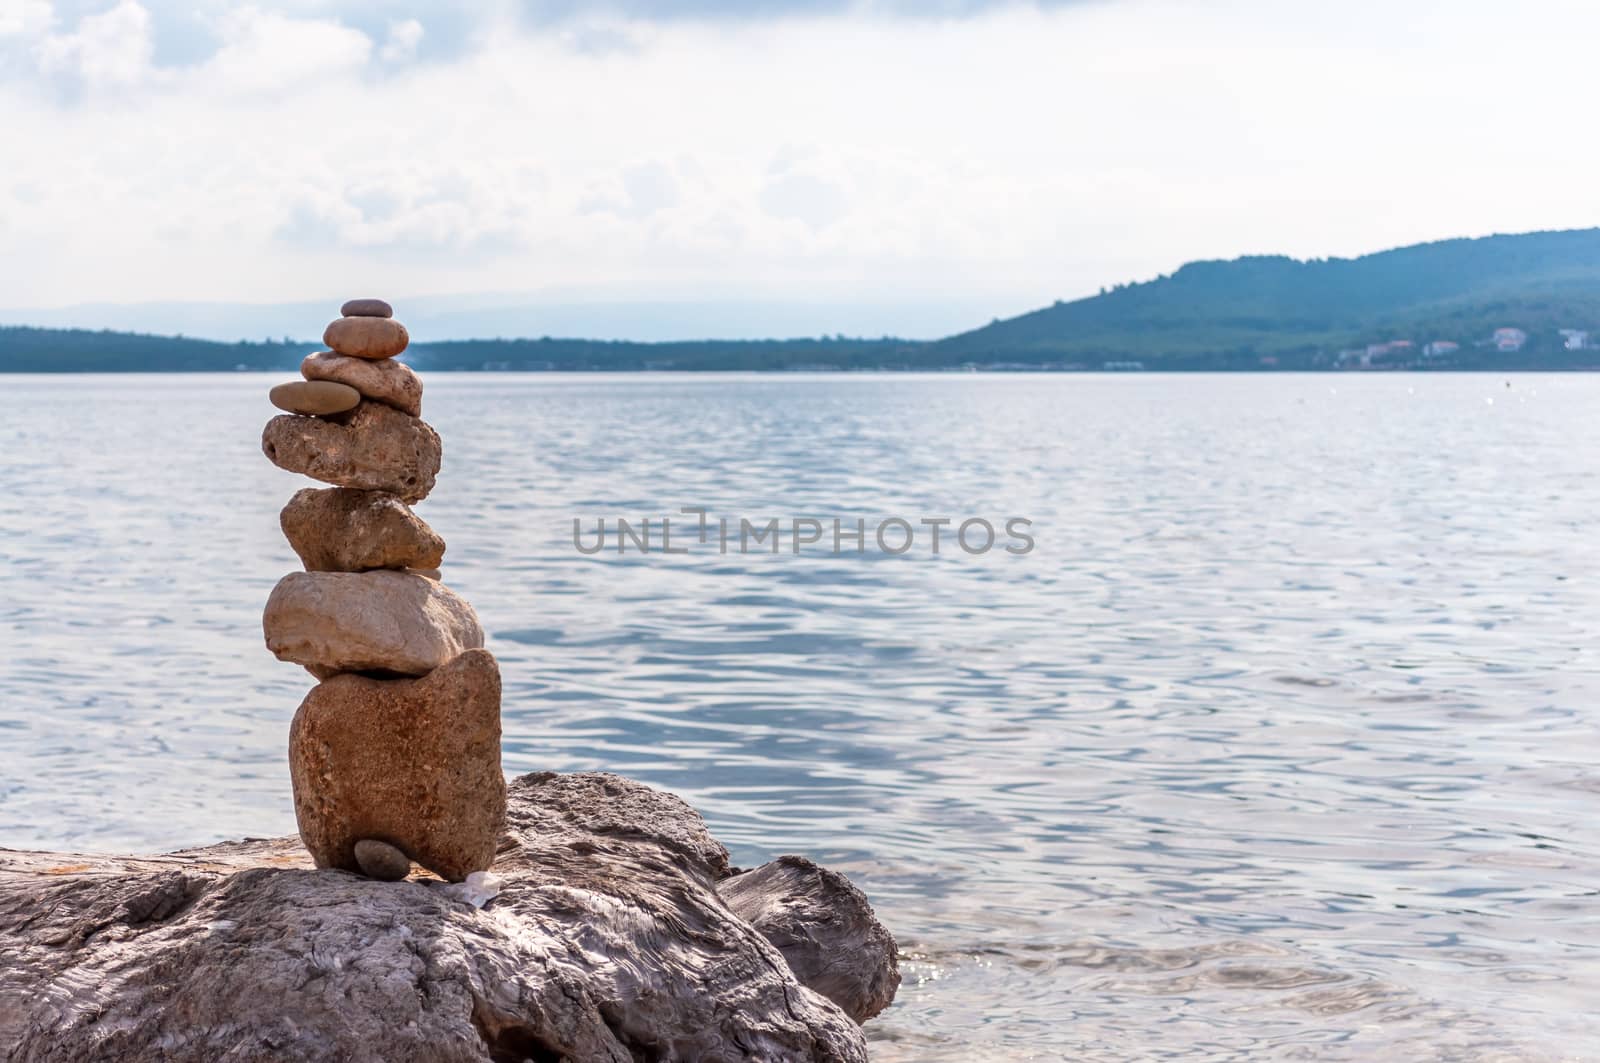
[353, 839, 412, 881]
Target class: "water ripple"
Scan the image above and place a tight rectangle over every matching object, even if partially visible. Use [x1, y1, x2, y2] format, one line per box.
[1, 372, 1598, 1058]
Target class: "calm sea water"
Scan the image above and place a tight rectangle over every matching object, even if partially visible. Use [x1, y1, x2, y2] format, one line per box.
[1, 373, 1597, 1060]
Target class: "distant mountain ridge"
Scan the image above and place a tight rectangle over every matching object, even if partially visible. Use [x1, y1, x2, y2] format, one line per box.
[7, 228, 1600, 371]
[925, 228, 1600, 368]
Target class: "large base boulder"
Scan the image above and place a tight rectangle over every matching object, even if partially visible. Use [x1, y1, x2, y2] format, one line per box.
[289, 649, 505, 882]
[0, 772, 897, 1063]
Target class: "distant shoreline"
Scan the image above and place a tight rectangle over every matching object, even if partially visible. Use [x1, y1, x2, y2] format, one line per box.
[10, 228, 1600, 373]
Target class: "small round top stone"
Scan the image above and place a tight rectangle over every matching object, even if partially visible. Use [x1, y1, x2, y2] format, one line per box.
[341, 298, 393, 319]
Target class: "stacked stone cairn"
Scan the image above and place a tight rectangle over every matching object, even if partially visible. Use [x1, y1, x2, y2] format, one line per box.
[260, 299, 505, 883]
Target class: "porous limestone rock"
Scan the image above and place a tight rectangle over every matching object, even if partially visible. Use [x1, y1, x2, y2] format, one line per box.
[719, 854, 902, 1022]
[0, 772, 894, 1062]
[323, 316, 409, 360]
[262, 401, 440, 503]
[289, 650, 504, 881]
[279, 487, 445, 573]
[268, 380, 361, 416]
[340, 297, 393, 318]
[300, 351, 422, 417]
[352, 839, 411, 881]
[262, 569, 482, 678]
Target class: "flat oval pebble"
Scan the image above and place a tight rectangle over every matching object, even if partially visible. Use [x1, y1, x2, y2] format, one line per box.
[324, 316, 409, 360]
[341, 298, 393, 319]
[269, 380, 362, 416]
[353, 839, 412, 881]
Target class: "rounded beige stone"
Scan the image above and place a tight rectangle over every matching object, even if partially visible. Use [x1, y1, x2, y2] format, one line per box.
[324, 316, 409, 360]
[269, 379, 361, 416]
[341, 298, 393, 319]
[262, 569, 483, 678]
[300, 351, 422, 417]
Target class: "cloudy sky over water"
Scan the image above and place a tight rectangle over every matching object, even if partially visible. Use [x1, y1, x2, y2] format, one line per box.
[1, 0, 1596, 340]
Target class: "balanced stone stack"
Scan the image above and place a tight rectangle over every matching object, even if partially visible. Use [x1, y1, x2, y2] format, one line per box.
[260, 299, 505, 883]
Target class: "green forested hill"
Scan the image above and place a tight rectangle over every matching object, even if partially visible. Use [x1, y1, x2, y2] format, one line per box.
[7, 228, 1600, 371]
[923, 228, 1600, 368]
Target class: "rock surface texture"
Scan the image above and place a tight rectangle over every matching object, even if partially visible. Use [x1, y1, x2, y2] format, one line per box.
[280, 487, 445, 572]
[719, 854, 902, 1023]
[262, 401, 441, 503]
[0, 772, 898, 1062]
[300, 351, 423, 417]
[289, 649, 505, 881]
[263, 569, 484, 678]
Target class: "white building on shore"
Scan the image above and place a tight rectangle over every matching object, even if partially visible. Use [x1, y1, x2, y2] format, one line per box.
[1493, 328, 1528, 352]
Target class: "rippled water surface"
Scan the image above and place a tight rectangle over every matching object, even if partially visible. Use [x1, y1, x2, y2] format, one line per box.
[2, 373, 1598, 1060]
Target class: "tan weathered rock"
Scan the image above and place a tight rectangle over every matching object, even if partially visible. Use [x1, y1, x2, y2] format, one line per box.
[262, 570, 482, 678]
[323, 316, 409, 360]
[340, 297, 393, 319]
[262, 401, 440, 503]
[352, 838, 411, 881]
[268, 379, 361, 416]
[289, 649, 506, 882]
[300, 351, 423, 416]
[279, 487, 445, 573]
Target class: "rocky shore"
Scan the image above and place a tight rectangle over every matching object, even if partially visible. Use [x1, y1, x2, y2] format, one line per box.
[0, 772, 899, 1062]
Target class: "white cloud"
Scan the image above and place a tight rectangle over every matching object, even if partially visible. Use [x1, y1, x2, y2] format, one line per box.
[197, 6, 371, 94]
[0, 0, 1598, 328]
[380, 17, 421, 64]
[35, 1, 152, 88]
[761, 149, 853, 230]
[0, 0, 52, 38]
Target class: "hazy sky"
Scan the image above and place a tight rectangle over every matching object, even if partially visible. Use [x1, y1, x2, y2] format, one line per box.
[1, 0, 1596, 338]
